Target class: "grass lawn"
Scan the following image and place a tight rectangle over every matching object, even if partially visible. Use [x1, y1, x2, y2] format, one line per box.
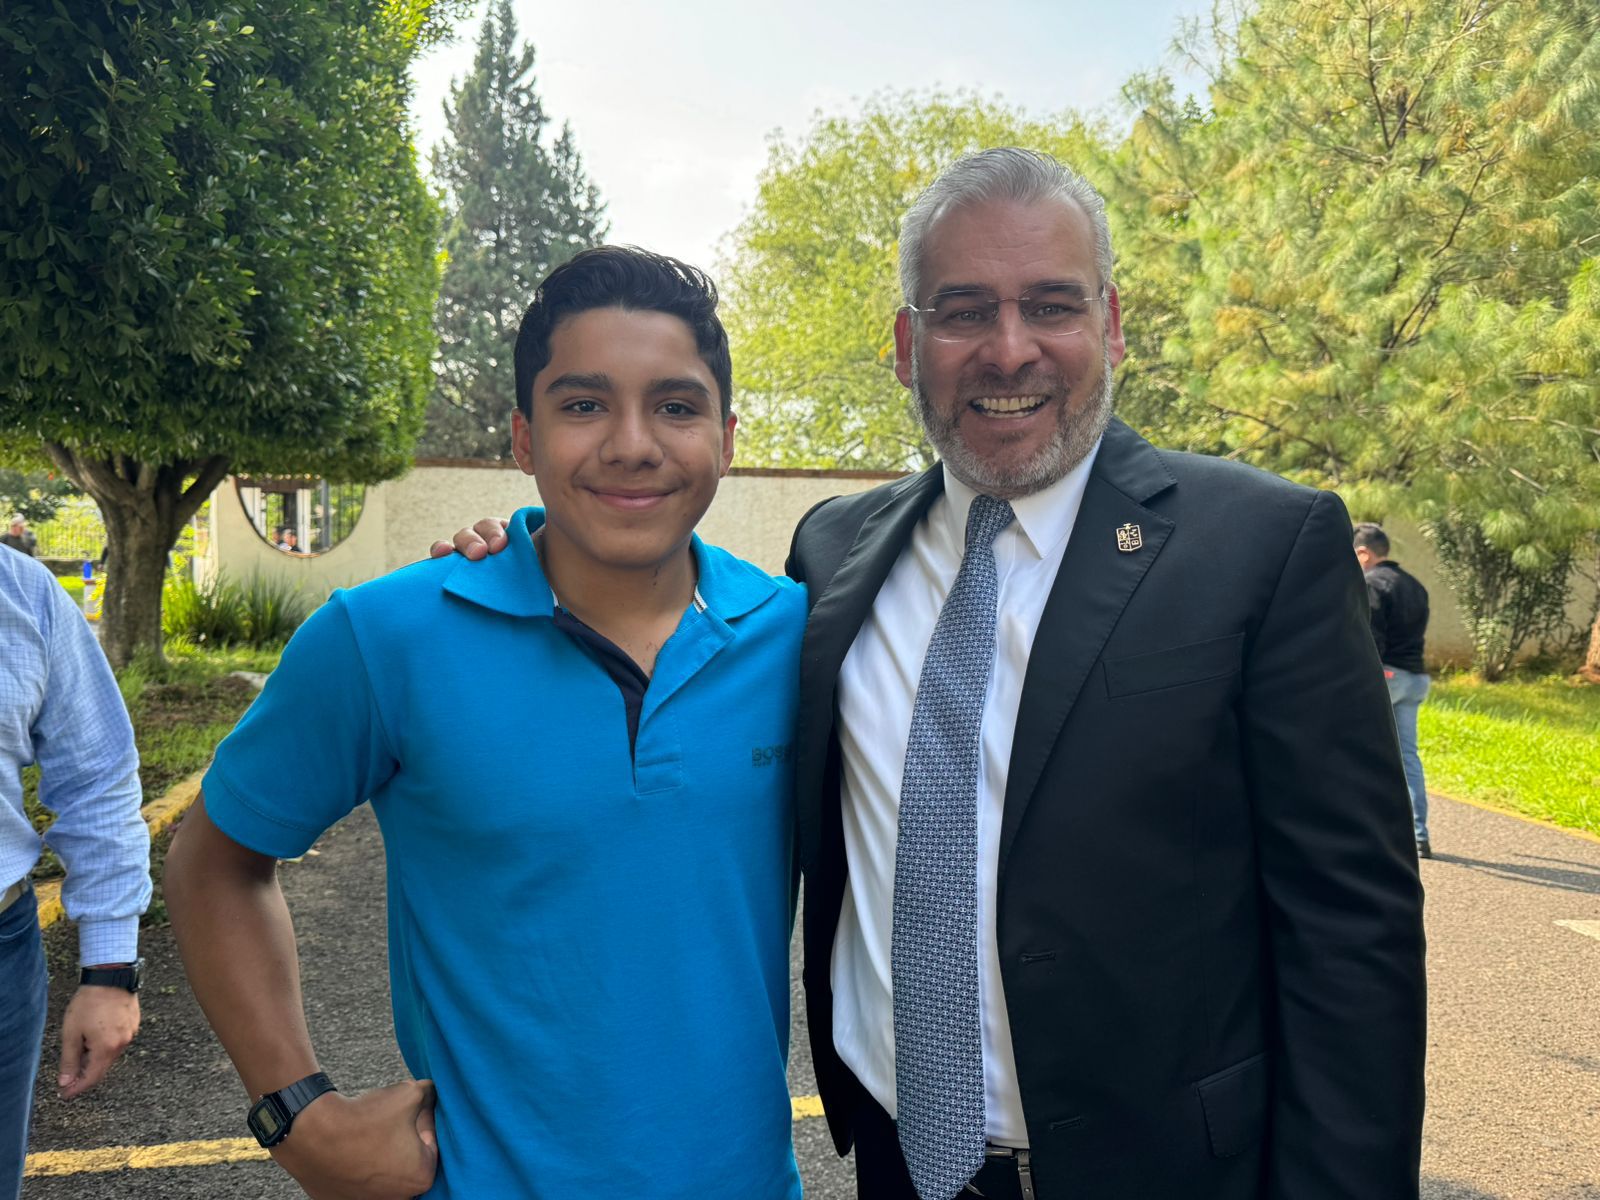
[24, 641, 281, 886]
[1420, 674, 1600, 836]
[55, 573, 86, 604]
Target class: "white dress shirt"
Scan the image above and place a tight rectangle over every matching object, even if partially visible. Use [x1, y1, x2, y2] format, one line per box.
[0, 548, 148, 965]
[830, 441, 1101, 1145]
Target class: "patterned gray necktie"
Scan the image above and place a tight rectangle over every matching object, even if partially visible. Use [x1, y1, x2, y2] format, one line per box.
[893, 493, 1014, 1200]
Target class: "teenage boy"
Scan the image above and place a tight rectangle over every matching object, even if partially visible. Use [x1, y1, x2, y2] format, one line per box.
[164, 247, 806, 1199]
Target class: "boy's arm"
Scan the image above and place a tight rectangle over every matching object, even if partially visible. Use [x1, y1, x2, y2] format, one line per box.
[165, 799, 437, 1200]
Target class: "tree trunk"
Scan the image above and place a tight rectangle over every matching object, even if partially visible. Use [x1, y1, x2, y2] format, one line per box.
[96, 501, 171, 670]
[44, 446, 230, 670]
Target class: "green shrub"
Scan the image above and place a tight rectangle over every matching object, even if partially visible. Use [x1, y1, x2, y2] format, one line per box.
[237, 573, 311, 646]
[163, 572, 309, 649]
[162, 574, 249, 647]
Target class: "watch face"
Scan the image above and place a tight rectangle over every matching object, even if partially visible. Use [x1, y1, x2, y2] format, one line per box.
[248, 1097, 289, 1147]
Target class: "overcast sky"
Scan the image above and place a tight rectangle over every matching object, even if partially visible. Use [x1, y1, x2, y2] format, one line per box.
[407, 1, 1213, 270]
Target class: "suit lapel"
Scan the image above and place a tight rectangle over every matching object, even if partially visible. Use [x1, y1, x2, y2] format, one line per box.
[997, 421, 1178, 875]
[796, 467, 944, 872]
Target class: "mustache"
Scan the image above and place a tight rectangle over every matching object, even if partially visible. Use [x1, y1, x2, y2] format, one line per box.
[955, 367, 1064, 398]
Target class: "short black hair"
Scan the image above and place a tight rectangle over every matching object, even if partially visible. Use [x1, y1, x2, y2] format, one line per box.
[1352, 522, 1390, 557]
[513, 246, 733, 420]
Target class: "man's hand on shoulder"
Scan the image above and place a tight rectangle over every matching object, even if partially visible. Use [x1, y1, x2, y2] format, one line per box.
[428, 517, 510, 561]
[272, 1080, 438, 1200]
[57, 984, 140, 1099]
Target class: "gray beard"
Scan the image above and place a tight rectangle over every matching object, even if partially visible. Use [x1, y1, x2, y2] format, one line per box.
[911, 341, 1115, 499]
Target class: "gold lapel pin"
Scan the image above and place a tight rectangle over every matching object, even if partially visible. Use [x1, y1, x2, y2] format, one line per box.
[1116, 523, 1143, 553]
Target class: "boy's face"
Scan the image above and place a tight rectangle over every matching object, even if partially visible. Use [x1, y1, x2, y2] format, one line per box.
[512, 306, 735, 577]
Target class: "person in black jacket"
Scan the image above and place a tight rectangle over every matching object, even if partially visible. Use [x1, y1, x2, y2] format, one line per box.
[1354, 522, 1433, 856]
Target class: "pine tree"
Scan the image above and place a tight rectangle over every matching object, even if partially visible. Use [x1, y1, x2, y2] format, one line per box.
[421, 0, 607, 459]
[1128, 0, 1600, 675]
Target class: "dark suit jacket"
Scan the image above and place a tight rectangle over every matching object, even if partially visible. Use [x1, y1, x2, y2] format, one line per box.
[785, 419, 1426, 1200]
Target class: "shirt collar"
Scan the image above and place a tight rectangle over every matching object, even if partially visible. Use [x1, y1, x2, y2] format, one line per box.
[938, 436, 1103, 560]
[441, 506, 774, 620]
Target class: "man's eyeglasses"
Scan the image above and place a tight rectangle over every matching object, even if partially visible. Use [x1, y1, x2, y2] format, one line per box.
[905, 285, 1106, 342]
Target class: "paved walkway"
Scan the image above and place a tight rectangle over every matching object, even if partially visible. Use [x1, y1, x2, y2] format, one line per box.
[1414, 799, 1600, 1199]
[22, 795, 1600, 1198]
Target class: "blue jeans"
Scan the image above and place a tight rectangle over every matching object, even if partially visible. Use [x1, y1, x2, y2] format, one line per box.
[0, 883, 48, 1200]
[1385, 667, 1430, 843]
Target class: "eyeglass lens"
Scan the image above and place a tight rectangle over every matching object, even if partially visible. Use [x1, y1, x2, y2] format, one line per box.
[922, 287, 1100, 339]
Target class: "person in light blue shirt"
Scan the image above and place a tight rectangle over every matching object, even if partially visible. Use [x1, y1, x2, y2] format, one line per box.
[164, 247, 806, 1199]
[0, 547, 149, 1199]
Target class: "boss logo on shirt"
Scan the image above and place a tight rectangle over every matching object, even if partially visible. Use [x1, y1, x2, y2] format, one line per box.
[751, 743, 795, 767]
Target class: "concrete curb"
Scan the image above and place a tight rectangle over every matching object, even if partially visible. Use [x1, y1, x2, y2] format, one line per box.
[35, 771, 206, 933]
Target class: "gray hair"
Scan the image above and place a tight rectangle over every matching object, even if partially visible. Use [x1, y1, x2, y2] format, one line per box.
[898, 148, 1115, 304]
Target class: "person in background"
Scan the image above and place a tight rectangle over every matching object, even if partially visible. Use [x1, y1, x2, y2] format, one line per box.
[0, 518, 36, 557]
[1, 547, 149, 1200]
[1354, 521, 1433, 857]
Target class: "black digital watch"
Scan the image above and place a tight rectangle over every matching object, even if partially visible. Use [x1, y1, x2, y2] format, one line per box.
[247, 1071, 337, 1148]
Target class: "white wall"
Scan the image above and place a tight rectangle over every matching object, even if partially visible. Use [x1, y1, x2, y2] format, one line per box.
[203, 462, 895, 598]
[206, 463, 1596, 669]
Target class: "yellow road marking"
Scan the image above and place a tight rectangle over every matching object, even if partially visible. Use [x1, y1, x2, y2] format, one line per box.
[25, 1136, 266, 1176]
[33, 878, 62, 930]
[26, 1099, 829, 1177]
[790, 1094, 826, 1118]
[1555, 920, 1600, 942]
[141, 773, 203, 841]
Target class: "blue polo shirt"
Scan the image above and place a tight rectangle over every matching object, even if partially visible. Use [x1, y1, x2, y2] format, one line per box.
[204, 508, 804, 1199]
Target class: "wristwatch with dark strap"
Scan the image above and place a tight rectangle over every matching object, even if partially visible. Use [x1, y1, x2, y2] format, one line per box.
[247, 1071, 338, 1148]
[79, 958, 143, 993]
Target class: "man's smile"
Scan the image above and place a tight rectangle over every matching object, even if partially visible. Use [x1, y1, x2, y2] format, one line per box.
[968, 393, 1049, 418]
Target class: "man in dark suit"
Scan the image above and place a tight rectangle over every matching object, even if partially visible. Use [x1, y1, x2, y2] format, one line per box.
[784, 149, 1425, 1200]
[434, 148, 1426, 1200]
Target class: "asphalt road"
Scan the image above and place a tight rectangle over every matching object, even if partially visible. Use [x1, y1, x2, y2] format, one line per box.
[23, 794, 1600, 1199]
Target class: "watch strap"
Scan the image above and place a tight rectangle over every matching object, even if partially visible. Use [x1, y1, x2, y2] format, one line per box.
[277, 1071, 337, 1115]
[79, 958, 142, 993]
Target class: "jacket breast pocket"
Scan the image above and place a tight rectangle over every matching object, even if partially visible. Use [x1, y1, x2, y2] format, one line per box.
[1195, 1051, 1268, 1158]
[1102, 633, 1244, 699]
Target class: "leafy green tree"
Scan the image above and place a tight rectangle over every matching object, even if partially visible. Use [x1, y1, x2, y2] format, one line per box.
[1131, 0, 1600, 674]
[720, 93, 1106, 470]
[0, 0, 446, 666]
[420, 0, 607, 460]
[0, 468, 76, 528]
[1090, 73, 1218, 453]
